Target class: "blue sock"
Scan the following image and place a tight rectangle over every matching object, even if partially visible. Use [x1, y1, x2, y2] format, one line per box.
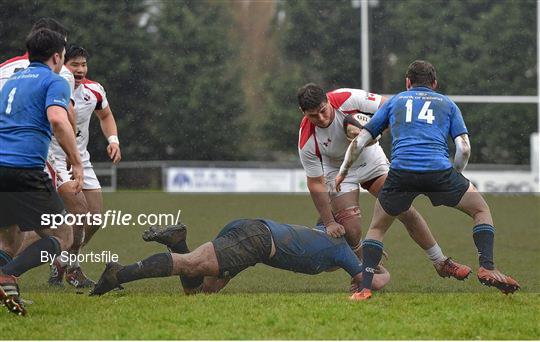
[0, 250, 13, 267]
[1, 236, 61, 277]
[361, 239, 384, 290]
[473, 224, 495, 270]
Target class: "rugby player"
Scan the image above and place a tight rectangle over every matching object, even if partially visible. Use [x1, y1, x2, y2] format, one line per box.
[46, 45, 121, 288]
[0, 29, 83, 316]
[0, 18, 77, 132]
[298, 84, 470, 280]
[336, 60, 520, 300]
[90, 220, 390, 296]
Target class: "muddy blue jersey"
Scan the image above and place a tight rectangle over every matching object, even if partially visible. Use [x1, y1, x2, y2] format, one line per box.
[364, 86, 468, 171]
[259, 219, 363, 277]
[0, 62, 70, 168]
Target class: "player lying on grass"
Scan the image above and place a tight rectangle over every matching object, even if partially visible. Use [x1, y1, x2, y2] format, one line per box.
[335, 60, 520, 301]
[297, 84, 471, 281]
[90, 219, 390, 296]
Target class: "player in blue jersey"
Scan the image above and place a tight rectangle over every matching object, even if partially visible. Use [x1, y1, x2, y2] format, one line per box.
[335, 60, 520, 301]
[0, 29, 83, 315]
[90, 219, 391, 296]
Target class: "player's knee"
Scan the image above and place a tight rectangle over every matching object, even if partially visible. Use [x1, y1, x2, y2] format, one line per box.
[335, 206, 361, 225]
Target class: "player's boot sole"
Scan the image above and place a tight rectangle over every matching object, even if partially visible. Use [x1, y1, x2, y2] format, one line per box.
[142, 224, 187, 246]
[349, 289, 373, 301]
[90, 262, 124, 296]
[0, 286, 26, 316]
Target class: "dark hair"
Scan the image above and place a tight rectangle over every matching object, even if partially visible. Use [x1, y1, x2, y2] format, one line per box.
[297, 83, 327, 111]
[30, 17, 69, 39]
[65, 45, 89, 63]
[405, 60, 437, 88]
[26, 28, 66, 63]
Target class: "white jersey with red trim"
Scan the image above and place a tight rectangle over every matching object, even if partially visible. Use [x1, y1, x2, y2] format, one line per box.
[0, 53, 75, 96]
[298, 88, 388, 185]
[49, 78, 109, 162]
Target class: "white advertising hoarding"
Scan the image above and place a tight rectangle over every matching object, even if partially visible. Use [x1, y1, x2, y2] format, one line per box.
[167, 167, 538, 193]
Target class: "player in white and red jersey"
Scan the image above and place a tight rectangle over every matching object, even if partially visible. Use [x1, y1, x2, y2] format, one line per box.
[0, 18, 76, 131]
[297, 84, 471, 281]
[45, 45, 121, 288]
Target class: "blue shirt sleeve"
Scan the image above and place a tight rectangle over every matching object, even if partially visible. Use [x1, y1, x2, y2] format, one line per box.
[335, 244, 363, 277]
[363, 98, 391, 138]
[449, 102, 468, 139]
[45, 77, 70, 111]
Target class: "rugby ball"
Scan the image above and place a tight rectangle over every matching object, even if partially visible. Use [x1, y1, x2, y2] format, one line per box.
[343, 113, 372, 141]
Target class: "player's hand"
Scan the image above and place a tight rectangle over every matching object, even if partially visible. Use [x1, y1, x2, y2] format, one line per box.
[325, 221, 345, 238]
[335, 173, 346, 192]
[69, 163, 83, 193]
[107, 143, 121, 164]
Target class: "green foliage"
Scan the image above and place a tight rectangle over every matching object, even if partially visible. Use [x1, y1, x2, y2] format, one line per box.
[0, 0, 246, 161]
[264, 0, 537, 163]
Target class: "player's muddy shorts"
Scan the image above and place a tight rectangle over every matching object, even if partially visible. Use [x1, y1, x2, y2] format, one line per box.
[47, 153, 101, 190]
[0, 166, 66, 231]
[378, 167, 470, 216]
[212, 219, 273, 278]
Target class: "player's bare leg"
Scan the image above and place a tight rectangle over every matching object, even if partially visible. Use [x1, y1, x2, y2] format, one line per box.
[50, 181, 95, 288]
[91, 243, 219, 296]
[330, 190, 362, 259]
[366, 173, 471, 280]
[454, 184, 519, 293]
[81, 189, 102, 244]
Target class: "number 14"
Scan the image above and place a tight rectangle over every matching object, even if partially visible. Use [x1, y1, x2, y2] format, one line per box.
[405, 99, 434, 124]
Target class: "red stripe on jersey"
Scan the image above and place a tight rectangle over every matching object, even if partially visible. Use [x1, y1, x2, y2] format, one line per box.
[82, 79, 103, 108]
[0, 52, 29, 68]
[327, 91, 352, 110]
[367, 93, 376, 101]
[299, 117, 321, 160]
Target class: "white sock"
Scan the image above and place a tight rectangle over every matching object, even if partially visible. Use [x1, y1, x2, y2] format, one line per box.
[425, 243, 446, 264]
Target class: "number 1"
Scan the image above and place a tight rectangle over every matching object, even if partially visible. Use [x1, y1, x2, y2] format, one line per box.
[5, 87, 17, 115]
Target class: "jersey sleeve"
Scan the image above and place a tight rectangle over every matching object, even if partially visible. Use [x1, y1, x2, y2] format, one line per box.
[45, 77, 70, 111]
[334, 243, 363, 277]
[363, 98, 391, 138]
[85, 82, 109, 110]
[449, 102, 468, 139]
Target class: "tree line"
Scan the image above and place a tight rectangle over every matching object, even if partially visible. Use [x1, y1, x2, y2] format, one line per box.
[0, 0, 536, 165]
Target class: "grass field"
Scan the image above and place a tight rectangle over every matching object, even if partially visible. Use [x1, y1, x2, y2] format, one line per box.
[2, 193, 539, 339]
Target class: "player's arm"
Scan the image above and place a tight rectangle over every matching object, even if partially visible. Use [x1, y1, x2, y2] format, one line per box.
[48, 106, 83, 192]
[299, 141, 345, 238]
[306, 176, 344, 237]
[67, 101, 77, 134]
[95, 105, 121, 164]
[454, 134, 470, 173]
[449, 102, 470, 173]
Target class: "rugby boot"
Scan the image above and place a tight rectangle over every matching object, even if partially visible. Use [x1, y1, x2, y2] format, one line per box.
[349, 288, 373, 301]
[434, 257, 472, 280]
[65, 266, 96, 288]
[0, 273, 26, 316]
[90, 262, 124, 296]
[477, 267, 520, 294]
[142, 223, 187, 246]
[48, 257, 66, 286]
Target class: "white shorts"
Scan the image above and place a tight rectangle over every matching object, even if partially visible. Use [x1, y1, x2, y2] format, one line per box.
[324, 145, 389, 198]
[46, 155, 101, 190]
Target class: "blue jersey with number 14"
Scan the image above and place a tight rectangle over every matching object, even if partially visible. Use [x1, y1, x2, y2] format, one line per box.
[364, 86, 468, 172]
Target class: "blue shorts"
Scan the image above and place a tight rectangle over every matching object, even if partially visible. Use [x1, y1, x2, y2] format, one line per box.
[378, 167, 470, 216]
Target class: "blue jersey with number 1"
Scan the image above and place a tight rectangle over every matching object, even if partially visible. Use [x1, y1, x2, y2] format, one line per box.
[0, 62, 70, 169]
[364, 86, 468, 172]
